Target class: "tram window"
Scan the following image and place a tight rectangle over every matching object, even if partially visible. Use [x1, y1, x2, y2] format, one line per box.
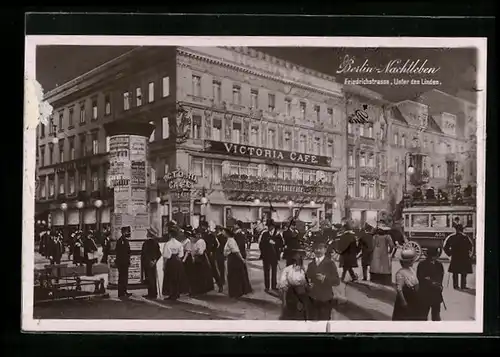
[431, 214, 449, 228]
[454, 214, 474, 228]
[404, 214, 409, 228]
[411, 214, 429, 228]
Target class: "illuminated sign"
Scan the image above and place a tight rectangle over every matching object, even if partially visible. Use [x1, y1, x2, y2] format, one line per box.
[205, 141, 332, 167]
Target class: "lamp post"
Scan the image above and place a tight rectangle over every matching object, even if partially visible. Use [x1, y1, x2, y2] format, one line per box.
[200, 187, 208, 222]
[94, 199, 103, 233]
[60, 202, 68, 243]
[404, 152, 415, 195]
[76, 201, 84, 230]
[154, 196, 161, 232]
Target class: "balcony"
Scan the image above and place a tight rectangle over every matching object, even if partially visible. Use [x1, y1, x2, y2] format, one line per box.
[359, 166, 379, 180]
[359, 135, 376, 146]
[220, 175, 335, 203]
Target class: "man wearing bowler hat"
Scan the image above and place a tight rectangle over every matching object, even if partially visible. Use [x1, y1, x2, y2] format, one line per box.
[443, 223, 473, 290]
[259, 219, 284, 292]
[116, 226, 132, 298]
[141, 227, 162, 299]
[417, 247, 445, 320]
[306, 238, 341, 320]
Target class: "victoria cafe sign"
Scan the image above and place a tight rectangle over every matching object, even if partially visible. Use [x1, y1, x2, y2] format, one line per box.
[162, 170, 199, 198]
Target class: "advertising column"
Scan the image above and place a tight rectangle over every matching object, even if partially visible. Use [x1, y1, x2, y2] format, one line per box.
[107, 134, 149, 287]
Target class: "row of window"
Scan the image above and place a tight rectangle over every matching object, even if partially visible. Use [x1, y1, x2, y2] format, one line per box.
[39, 76, 171, 138]
[391, 131, 463, 154]
[392, 156, 447, 178]
[39, 169, 104, 199]
[348, 151, 385, 169]
[191, 74, 339, 124]
[347, 181, 386, 200]
[347, 122, 382, 140]
[157, 115, 336, 157]
[38, 132, 100, 167]
[190, 158, 335, 185]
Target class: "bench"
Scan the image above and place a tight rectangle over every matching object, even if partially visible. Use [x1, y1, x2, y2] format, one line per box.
[34, 264, 106, 302]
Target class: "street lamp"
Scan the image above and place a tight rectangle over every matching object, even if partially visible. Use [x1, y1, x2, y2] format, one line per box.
[404, 153, 415, 194]
[94, 199, 103, 232]
[76, 201, 84, 230]
[60, 203, 68, 242]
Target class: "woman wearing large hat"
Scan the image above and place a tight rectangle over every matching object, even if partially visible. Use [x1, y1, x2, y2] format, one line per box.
[184, 227, 214, 296]
[392, 249, 421, 320]
[370, 220, 395, 285]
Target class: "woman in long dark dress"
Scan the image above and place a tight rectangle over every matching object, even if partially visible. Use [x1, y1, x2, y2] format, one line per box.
[392, 249, 421, 320]
[223, 228, 252, 298]
[186, 229, 214, 296]
[162, 226, 189, 300]
[277, 252, 310, 320]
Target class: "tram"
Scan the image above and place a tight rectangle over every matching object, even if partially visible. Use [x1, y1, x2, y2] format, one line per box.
[401, 201, 476, 260]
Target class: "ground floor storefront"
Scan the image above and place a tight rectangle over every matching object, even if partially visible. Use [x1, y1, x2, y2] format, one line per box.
[148, 196, 325, 232]
[347, 198, 390, 227]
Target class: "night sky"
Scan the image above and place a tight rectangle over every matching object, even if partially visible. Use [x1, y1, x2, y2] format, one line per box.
[36, 45, 478, 103]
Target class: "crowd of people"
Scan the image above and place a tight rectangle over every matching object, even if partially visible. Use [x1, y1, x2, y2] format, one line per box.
[36, 223, 110, 276]
[116, 220, 253, 301]
[36, 213, 474, 322]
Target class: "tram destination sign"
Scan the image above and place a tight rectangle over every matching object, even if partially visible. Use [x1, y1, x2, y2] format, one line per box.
[205, 141, 332, 167]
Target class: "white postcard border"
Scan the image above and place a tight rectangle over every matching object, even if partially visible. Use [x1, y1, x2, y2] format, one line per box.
[23, 36, 487, 333]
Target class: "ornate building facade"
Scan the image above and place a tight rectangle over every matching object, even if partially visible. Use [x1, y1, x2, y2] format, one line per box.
[36, 46, 347, 236]
[385, 89, 477, 215]
[149, 47, 346, 229]
[344, 85, 390, 225]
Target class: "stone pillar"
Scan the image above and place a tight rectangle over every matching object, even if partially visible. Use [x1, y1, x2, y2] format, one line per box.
[104, 121, 154, 287]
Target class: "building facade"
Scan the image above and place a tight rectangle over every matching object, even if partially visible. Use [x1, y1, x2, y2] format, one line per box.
[385, 89, 477, 215]
[35, 47, 477, 236]
[35, 47, 176, 235]
[149, 46, 346, 230]
[344, 85, 390, 225]
[35, 46, 346, 236]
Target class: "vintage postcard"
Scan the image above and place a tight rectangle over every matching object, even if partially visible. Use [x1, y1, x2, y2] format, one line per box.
[23, 36, 486, 333]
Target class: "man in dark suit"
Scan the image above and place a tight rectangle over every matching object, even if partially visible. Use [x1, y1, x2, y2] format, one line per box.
[417, 247, 444, 321]
[116, 226, 132, 298]
[200, 221, 223, 293]
[306, 240, 341, 321]
[259, 219, 283, 292]
[444, 223, 473, 290]
[214, 225, 227, 287]
[141, 227, 162, 299]
[283, 220, 301, 266]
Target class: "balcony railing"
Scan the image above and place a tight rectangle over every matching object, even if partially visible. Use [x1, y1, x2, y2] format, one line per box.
[359, 166, 379, 179]
[221, 175, 335, 202]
